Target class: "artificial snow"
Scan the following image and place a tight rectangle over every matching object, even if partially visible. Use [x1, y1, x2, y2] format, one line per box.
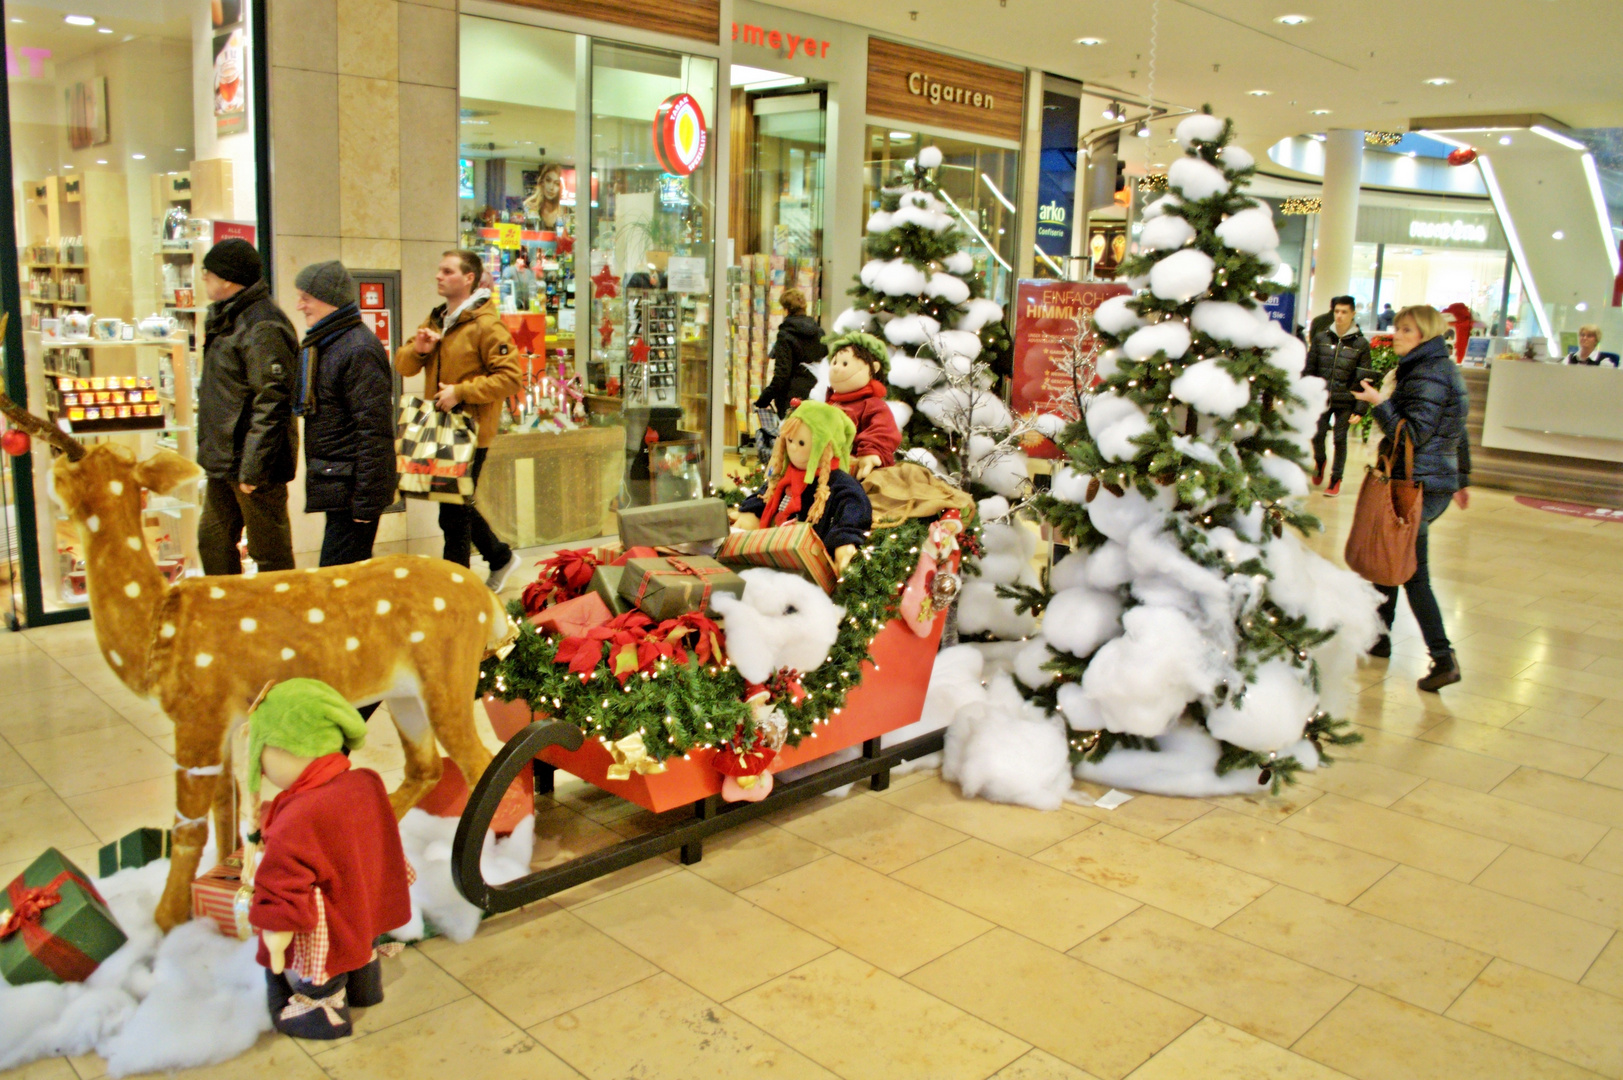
[1268, 261, 1295, 288]
[954, 297, 1003, 332]
[931, 328, 983, 362]
[710, 569, 845, 684]
[1093, 294, 1143, 336]
[977, 495, 1012, 522]
[1086, 484, 1170, 544]
[943, 675, 1073, 811]
[1170, 358, 1251, 417]
[1142, 193, 1183, 220]
[1259, 452, 1310, 498]
[1123, 320, 1192, 361]
[1014, 638, 1057, 687]
[886, 399, 913, 429]
[1081, 541, 1133, 590]
[1172, 433, 1223, 466]
[388, 809, 535, 945]
[1264, 529, 1384, 653]
[1140, 214, 1196, 252]
[1086, 393, 1153, 462]
[1168, 156, 1231, 200]
[976, 519, 1040, 586]
[870, 259, 929, 297]
[903, 446, 947, 475]
[1149, 248, 1215, 302]
[892, 196, 955, 234]
[1214, 206, 1279, 255]
[1095, 348, 1122, 380]
[943, 250, 973, 275]
[918, 146, 943, 169]
[927, 272, 971, 304]
[1206, 660, 1319, 752]
[1050, 464, 1092, 503]
[1080, 605, 1223, 737]
[957, 579, 1038, 639]
[968, 435, 1031, 498]
[865, 210, 895, 234]
[918, 384, 1014, 433]
[1075, 720, 1317, 797]
[1264, 331, 1309, 376]
[833, 307, 874, 333]
[1043, 586, 1124, 659]
[1032, 412, 1068, 440]
[1279, 373, 1329, 452]
[1192, 300, 1267, 349]
[1175, 113, 1227, 148]
[1219, 144, 1256, 172]
[888, 351, 943, 392]
[884, 312, 941, 345]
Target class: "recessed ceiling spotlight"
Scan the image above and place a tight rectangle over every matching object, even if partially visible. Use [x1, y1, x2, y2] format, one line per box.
[131, 153, 146, 160]
[1310, 109, 1331, 115]
[64, 14, 96, 26]
[1552, 230, 1565, 240]
[1248, 89, 1272, 97]
[1577, 302, 1589, 312]
[1404, 150, 1417, 158]
[1074, 36, 1105, 46]
[97, 27, 112, 33]
[9, 17, 24, 24]
[95, 159, 107, 165]
[1274, 14, 1312, 24]
[1423, 77, 1454, 86]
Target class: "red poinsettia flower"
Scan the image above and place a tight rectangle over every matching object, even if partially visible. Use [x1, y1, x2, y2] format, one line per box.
[521, 547, 603, 615]
[553, 612, 656, 681]
[652, 612, 725, 666]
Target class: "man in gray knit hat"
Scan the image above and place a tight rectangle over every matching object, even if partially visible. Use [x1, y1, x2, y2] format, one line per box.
[292, 261, 397, 567]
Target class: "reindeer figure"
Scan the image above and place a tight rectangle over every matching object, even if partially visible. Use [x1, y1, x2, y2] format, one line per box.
[0, 396, 515, 931]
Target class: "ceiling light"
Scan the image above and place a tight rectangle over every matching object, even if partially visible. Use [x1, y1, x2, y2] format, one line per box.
[1310, 109, 1331, 116]
[1583, 154, 1622, 276]
[1531, 124, 1586, 151]
[175, 148, 186, 152]
[64, 14, 95, 26]
[1480, 155, 1553, 340]
[1135, 121, 1151, 137]
[131, 153, 145, 160]
[1103, 101, 1122, 121]
[97, 26, 112, 33]
[890, 131, 913, 141]
[1498, 136, 1512, 145]
[1074, 36, 1104, 46]
[1310, 133, 1326, 142]
[95, 159, 106, 165]
[1248, 90, 1272, 97]
[1577, 302, 1589, 312]
[1552, 230, 1564, 240]
[9, 18, 22, 23]
[1404, 151, 1417, 158]
[1423, 77, 1453, 86]
[1275, 13, 1311, 24]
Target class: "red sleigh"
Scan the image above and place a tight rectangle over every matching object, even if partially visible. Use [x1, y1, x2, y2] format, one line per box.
[449, 559, 956, 915]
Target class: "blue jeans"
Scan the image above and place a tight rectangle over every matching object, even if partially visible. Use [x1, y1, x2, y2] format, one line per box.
[1376, 490, 1454, 658]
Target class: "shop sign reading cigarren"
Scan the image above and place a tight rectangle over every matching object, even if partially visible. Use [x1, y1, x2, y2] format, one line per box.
[907, 71, 995, 111]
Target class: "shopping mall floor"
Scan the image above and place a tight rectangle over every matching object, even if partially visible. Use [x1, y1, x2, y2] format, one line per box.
[6, 445, 1623, 1080]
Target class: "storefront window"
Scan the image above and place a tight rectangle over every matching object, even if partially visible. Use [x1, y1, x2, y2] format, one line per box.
[1375, 245, 1507, 330]
[863, 126, 1017, 305]
[590, 42, 718, 507]
[6, 0, 262, 620]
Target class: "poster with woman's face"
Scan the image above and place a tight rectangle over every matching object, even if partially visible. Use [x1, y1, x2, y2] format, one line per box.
[213, 28, 247, 135]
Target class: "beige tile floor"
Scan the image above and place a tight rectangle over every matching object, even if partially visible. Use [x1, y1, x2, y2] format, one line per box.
[6, 443, 1623, 1080]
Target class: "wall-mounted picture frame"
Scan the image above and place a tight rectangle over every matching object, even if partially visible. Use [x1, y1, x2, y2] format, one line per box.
[65, 77, 109, 149]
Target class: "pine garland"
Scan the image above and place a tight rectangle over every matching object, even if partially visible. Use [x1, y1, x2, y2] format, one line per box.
[478, 518, 951, 763]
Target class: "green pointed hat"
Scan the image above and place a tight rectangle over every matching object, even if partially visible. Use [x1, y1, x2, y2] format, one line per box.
[822, 330, 890, 380]
[248, 678, 368, 793]
[785, 399, 856, 473]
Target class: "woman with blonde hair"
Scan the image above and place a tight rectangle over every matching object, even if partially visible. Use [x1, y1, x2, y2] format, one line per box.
[1566, 324, 1620, 367]
[1352, 304, 1471, 691]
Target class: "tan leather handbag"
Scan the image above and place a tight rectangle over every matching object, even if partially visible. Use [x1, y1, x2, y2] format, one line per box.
[1344, 419, 1423, 586]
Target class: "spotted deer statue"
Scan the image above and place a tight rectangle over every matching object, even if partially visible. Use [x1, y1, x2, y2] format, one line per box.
[0, 395, 517, 931]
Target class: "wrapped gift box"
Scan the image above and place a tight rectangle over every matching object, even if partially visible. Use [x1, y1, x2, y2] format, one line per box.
[98, 827, 171, 878]
[590, 564, 633, 616]
[530, 591, 613, 638]
[718, 523, 837, 593]
[1, 848, 127, 984]
[618, 555, 745, 621]
[616, 498, 729, 550]
[192, 849, 252, 941]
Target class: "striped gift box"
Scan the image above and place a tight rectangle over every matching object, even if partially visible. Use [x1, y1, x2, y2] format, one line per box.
[717, 523, 837, 593]
[191, 849, 252, 940]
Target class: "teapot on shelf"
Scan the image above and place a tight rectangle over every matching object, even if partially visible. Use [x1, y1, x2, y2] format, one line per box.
[60, 311, 92, 338]
[136, 313, 179, 339]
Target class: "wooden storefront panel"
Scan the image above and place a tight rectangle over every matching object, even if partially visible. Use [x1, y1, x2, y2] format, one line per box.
[866, 38, 1025, 143]
[499, 0, 720, 44]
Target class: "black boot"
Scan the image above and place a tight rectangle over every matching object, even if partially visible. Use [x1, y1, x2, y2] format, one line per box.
[347, 955, 385, 1008]
[272, 972, 353, 1039]
[1418, 651, 1461, 693]
[1369, 634, 1391, 658]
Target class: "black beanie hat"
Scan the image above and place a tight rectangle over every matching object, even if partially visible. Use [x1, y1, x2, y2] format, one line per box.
[203, 238, 262, 287]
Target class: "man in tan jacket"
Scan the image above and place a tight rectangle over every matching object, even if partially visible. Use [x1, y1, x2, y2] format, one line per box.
[396, 249, 523, 588]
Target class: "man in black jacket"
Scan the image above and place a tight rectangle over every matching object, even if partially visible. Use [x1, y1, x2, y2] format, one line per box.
[196, 238, 299, 574]
[292, 261, 398, 567]
[1305, 295, 1375, 497]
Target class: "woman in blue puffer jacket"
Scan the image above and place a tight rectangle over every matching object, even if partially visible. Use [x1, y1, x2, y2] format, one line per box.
[1352, 304, 1471, 692]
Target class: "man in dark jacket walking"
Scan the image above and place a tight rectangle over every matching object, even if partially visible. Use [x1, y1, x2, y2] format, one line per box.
[292, 262, 398, 567]
[756, 289, 826, 419]
[1305, 295, 1375, 497]
[196, 238, 299, 574]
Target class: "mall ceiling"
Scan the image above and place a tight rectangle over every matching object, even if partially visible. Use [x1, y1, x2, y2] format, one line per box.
[767, 0, 1623, 155]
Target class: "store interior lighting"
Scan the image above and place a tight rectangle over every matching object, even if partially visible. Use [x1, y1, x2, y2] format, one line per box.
[63, 13, 95, 26]
[728, 64, 805, 91]
[1477, 154, 1554, 341]
[1103, 101, 1122, 121]
[980, 172, 1016, 212]
[1531, 124, 1587, 151]
[1582, 154, 1622, 276]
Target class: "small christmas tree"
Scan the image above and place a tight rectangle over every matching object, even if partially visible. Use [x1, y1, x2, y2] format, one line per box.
[830, 147, 1029, 499]
[995, 111, 1381, 795]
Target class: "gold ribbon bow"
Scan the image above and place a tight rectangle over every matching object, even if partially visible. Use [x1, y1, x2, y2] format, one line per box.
[281, 986, 348, 1026]
[604, 732, 667, 781]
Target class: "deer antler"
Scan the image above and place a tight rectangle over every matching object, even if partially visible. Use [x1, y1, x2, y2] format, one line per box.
[0, 392, 87, 461]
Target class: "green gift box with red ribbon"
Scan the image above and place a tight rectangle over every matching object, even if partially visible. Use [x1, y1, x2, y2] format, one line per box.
[618, 555, 745, 621]
[0, 848, 127, 985]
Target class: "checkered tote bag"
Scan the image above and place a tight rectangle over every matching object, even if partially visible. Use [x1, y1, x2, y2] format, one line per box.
[395, 394, 477, 504]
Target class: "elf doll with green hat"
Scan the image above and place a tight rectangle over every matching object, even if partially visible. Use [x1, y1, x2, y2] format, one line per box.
[820, 330, 900, 481]
[732, 400, 873, 574]
[246, 679, 412, 1040]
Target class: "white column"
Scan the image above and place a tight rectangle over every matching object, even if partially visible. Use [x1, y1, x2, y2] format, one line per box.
[1307, 128, 1363, 318]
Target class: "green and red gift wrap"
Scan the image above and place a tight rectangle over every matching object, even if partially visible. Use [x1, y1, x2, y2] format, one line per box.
[618, 555, 745, 621]
[717, 523, 837, 593]
[0, 847, 127, 985]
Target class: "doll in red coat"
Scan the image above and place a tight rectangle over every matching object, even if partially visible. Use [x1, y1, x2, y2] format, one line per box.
[821, 331, 900, 480]
[246, 678, 413, 1040]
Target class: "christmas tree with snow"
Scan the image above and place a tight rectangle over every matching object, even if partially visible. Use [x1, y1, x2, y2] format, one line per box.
[957, 111, 1382, 799]
[828, 147, 1032, 500]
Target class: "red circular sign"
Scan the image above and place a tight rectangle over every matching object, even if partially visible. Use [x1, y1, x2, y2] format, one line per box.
[652, 93, 708, 176]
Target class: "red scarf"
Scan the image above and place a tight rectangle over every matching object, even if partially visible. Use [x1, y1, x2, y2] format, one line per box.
[759, 464, 810, 529]
[828, 379, 887, 405]
[260, 753, 351, 832]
